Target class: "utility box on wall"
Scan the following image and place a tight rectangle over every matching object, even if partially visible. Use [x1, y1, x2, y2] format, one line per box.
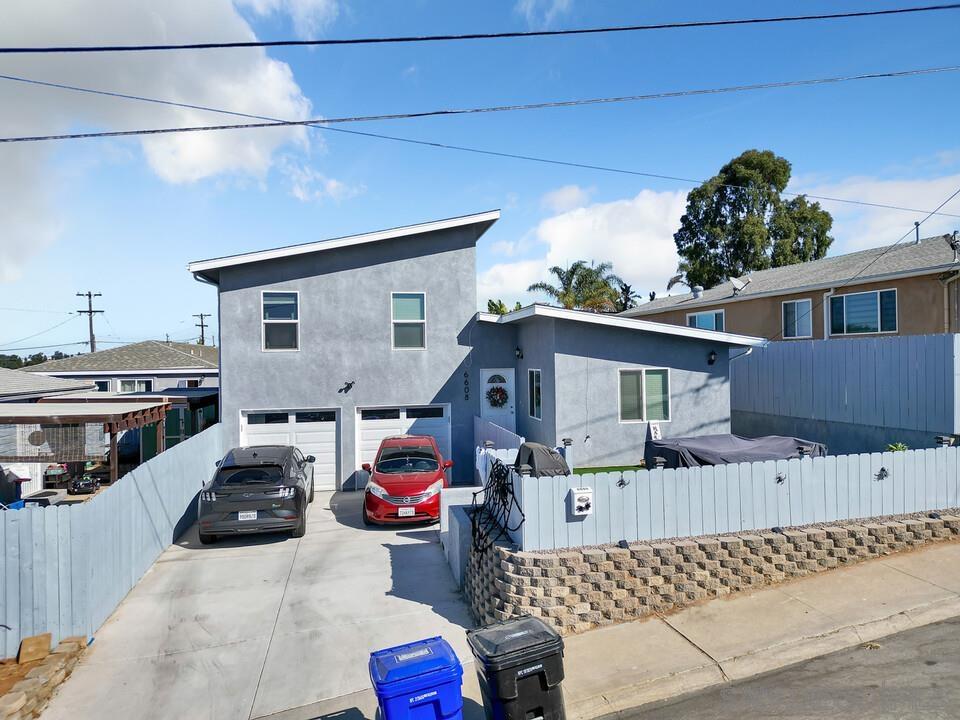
[569, 487, 593, 517]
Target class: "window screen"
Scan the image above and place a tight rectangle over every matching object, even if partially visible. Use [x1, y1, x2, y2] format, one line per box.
[644, 369, 670, 421]
[392, 293, 426, 348]
[619, 371, 643, 421]
[262, 292, 299, 350]
[528, 369, 542, 420]
[687, 311, 724, 331]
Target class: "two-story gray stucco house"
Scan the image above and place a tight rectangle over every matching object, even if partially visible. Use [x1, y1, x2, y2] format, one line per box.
[188, 210, 762, 489]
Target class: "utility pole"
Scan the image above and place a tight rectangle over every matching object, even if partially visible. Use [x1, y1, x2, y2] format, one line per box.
[76, 291, 103, 353]
[193, 313, 211, 346]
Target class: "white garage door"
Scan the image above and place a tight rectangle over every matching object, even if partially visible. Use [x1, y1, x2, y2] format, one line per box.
[356, 405, 451, 470]
[241, 410, 338, 490]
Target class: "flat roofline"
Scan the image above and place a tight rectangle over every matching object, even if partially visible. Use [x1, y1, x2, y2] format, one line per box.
[188, 209, 501, 283]
[479, 304, 765, 347]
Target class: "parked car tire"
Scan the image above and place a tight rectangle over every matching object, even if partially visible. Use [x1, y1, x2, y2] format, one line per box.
[199, 532, 217, 545]
[291, 508, 306, 538]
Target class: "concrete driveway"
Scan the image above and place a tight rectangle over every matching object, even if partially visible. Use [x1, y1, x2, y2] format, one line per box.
[42, 491, 478, 720]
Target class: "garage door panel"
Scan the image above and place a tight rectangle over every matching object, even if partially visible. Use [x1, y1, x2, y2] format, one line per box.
[356, 406, 451, 469]
[241, 410, 339, 491]
[244, 430, 293, 446]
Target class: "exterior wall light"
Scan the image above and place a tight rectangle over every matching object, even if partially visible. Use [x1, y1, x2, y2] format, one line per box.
[708, 350, 718, 365]
[515, 346, 524, 359]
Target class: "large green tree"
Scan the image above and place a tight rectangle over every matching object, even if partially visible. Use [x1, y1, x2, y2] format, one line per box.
[673, 150, 833, 289]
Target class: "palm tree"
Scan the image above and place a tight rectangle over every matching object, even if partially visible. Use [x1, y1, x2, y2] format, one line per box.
[486, 299, 523, 315]
[528, 261, 621, 312]
[612, 281, 640, 313]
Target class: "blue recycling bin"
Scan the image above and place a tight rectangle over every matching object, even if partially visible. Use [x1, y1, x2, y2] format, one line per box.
[369, 637, 464, 720]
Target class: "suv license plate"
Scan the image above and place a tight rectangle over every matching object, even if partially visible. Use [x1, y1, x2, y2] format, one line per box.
[238, 511, 257, 521]
[398, 507, 415, 518]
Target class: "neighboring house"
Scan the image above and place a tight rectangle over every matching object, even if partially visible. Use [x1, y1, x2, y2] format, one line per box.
[188, 210, 762, 489]
[624, 232, 960, 340]
[0, 367, 95, 402]
[25, 340, 218, 393]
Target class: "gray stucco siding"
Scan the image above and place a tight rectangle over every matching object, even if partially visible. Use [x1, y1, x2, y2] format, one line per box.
[216, 225, 484, 486]
[514, 318, 558, 448]
[550, 320, 732, 469]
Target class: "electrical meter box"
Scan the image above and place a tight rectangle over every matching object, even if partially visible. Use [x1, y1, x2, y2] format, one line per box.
[569, 487, 593, 517]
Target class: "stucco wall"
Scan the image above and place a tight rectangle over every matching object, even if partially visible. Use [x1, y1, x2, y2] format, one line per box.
[551, 321, 732, 469]
[638, 274, 948, 340]
[514, 318, 558, 448]
[217, 225, 485, 486]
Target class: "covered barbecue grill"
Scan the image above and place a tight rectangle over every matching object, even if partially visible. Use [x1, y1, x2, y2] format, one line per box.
[514, 442, 571, 477]
[645, 433, 826, 469]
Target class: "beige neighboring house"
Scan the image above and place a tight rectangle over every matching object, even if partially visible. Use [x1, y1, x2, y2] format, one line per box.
[624, 232, 960, 340]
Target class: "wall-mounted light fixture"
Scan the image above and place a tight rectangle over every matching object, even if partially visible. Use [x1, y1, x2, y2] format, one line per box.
[707, 350, 718, 366]
[515, 346, 524, 359]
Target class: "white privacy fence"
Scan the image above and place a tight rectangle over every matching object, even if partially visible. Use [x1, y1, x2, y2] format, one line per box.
[0, 424, 226, 658]
[474, 417, 524, 453]
[509, 446, 960, 551]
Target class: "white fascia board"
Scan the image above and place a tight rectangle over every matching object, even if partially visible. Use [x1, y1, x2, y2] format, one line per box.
[497, 305, 765, 347]
[188, 210, 501, 277]
[26, 369, 218, 376]
[625, 263, 957, 317]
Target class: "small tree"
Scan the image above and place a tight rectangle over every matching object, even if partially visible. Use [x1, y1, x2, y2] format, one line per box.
[486, 299, 522, 315]
[612, 280, 640, 313]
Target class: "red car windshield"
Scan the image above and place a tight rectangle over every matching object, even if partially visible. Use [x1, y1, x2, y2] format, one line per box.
[375, 445, 438, 474]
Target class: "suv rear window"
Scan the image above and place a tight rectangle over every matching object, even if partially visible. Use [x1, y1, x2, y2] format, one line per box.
[216, 466, 283, 485]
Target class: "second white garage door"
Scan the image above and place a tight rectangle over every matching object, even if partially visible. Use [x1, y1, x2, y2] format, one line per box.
[356, 405, 451, 470]
[240, 410, 338, 490]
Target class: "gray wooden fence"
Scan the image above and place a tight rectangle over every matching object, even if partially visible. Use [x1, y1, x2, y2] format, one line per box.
[0, 424, 226, 658]
[730, 334, 960, 434]
[511, 446, 960, 551]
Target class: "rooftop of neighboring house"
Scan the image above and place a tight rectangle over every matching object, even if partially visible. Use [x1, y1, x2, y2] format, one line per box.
[0, 366, 95, 401]
[624, 231, 960, 317]
[24, 340, 218, 373]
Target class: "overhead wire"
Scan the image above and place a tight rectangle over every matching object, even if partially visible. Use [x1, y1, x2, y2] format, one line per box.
[3, 65, 960, 145]
[1, 72, 958, 219]
[0, 4, 957, 53]
[0, 314, 80, 349]
[0, 341, 88, 353]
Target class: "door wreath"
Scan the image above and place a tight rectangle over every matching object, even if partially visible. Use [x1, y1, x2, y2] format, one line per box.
[485, 385, 509, 408]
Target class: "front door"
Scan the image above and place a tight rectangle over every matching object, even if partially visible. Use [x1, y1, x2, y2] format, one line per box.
[480, 368, 516, 433]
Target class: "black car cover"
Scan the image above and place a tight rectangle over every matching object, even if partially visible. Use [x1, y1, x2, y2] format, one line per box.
[514, 442, 571, 477]
[645, 434, 827, 469]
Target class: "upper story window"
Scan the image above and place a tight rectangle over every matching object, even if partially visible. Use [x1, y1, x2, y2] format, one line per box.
[118, 379, 152, 393]
[829, 289, 897, 335]
[619, 368, 671, 423]
[782, 299, 813, 339]
[687, 310, 724, 332]
[392, 292, 426, 349]
[262, 291, 299, 351]
[528, 369, 542, 420]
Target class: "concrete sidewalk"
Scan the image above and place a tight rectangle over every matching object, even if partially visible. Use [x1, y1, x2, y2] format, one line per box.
[265, 541, 960, 720]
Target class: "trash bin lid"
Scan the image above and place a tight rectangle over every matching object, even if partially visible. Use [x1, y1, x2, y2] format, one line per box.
[369, 636, 461, 688]
[466, 616, 563, 664]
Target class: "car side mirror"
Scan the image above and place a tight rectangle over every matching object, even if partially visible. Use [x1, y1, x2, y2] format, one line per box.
[361, 463, 372, 473]
[306, 455, 316, 463]
[443, 460, 454, 469]
[214, 460, 221, 467]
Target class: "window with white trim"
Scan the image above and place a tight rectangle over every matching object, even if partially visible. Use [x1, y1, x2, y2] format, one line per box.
[392, 292, 426, 349]
[687, 310, 724, 332]
[619, 368, 671, 422]
[262, 291, 299, 350]
[829, 289, 897, 335]
[94, 380, 110, 392]
[782, 299, 813, 339]
[118, 379, 152, 393]
[528, 369, 542, 420]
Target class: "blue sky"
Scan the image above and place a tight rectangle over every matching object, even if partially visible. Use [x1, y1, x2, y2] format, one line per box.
[1, 0, 958, 354]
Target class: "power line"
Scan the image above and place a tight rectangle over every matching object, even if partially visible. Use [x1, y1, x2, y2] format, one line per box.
[4, 64, 959, 145]
[0, 341, 89, 353]
[0, 314, 80, 348]
[3, 73, 958, 220]
[765, 183, 960, 343]
[1, 4, 957, 54]
[0, 306, 75, 315]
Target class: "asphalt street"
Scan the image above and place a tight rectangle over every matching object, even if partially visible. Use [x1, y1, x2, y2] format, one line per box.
[624, 616, 960, 720]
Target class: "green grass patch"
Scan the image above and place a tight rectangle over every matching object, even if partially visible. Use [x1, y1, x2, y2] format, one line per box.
[573, 465, 643, 475]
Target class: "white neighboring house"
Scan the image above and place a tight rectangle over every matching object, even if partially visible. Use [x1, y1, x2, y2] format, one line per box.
[24, 340, 219, 393]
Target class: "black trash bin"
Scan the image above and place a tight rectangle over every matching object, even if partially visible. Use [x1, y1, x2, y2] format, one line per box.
[466, 616, 565, 720]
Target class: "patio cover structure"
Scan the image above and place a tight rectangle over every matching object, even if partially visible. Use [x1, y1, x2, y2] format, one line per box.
[0, 401, 172, 482]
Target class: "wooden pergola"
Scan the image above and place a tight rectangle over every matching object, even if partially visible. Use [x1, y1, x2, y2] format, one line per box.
[0, 401, 172, 482]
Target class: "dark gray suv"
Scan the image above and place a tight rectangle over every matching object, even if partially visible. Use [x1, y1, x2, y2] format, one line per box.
[197, 445, 315, 544]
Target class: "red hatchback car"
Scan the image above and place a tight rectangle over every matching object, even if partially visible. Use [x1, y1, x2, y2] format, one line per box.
[362, 435, 452, 525]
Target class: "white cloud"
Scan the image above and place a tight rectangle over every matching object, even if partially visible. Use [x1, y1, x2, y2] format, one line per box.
[477, 259, 547, 309]
[0, 0, 318, 282]
[540, 184, 593, 213]
[281, 159, 364, 202]
[235, 0, 340, 38]
[794, 173, 960, 253]
[514, 0, 573, 28]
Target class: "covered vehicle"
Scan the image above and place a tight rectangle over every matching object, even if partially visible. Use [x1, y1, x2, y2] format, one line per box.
[514, 442, 571, 477]
[362, 435, 452, 525]
[197, 445, 315, 544]
[645, 434, 826, 469]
